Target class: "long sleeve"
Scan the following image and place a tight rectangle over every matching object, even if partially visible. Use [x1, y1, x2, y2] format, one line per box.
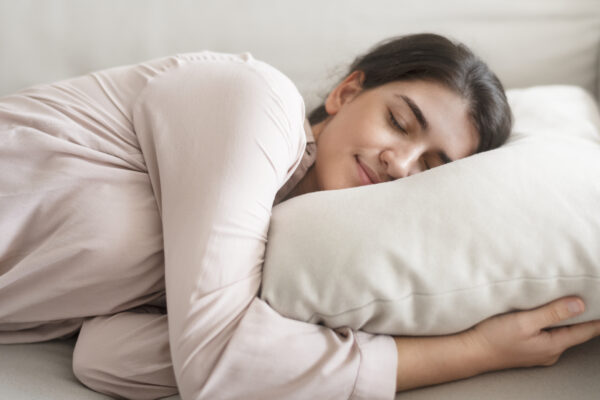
[131, 52, 397, 400]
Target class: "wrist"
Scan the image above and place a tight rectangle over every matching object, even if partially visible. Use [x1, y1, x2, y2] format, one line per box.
[394, 331, 489, 392]
[457, 328, 495, 376]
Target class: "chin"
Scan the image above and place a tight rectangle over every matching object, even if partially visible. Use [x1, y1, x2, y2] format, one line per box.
[319, 162, 356, 191]
[320, 178, 346, 191]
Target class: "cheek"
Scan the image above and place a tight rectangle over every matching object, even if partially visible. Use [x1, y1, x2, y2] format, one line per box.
[349, 110, 388, 146]
[332, 105, 371, 137]
[314, 152, 356, 191]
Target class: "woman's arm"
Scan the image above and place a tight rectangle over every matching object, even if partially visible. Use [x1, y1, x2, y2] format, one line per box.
[132, 53, 397, 400]
[393, 296, 600, 391]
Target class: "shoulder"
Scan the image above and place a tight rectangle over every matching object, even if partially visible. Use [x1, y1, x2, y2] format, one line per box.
[137, 51, 305, 132]
[176, 51, 300, 95]
[176, 51, 305, 121]
[133, 51, 308, 156]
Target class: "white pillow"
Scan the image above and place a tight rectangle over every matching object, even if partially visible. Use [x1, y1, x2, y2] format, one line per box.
[260, 85, 600, 336]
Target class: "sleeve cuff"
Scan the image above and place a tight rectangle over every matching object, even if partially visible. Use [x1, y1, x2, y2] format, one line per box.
[351, 332, 397, 400]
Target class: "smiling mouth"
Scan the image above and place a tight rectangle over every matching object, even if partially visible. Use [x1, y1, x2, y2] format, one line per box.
[355, 156, 375, 185]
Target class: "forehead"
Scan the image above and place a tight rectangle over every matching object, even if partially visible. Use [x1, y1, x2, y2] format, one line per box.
[378, 80, 479, 158]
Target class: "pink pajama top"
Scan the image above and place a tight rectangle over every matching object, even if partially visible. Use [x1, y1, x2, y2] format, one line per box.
[0, 51, 397, 399]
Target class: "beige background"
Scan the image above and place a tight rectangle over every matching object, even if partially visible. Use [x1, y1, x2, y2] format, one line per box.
[0, 0, 599, 108]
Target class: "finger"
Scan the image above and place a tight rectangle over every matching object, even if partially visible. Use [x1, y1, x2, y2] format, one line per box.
[524, 297, 585, 330]
[546, 319, 600, 350]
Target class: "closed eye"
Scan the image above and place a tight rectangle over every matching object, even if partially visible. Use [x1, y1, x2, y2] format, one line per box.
[388, 110, 408, 135]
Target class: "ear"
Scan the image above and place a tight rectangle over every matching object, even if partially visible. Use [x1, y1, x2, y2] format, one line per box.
[324, 70, 365, 115]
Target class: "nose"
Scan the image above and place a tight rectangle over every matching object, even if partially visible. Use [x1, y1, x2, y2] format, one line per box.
[380, 142, 426, 180]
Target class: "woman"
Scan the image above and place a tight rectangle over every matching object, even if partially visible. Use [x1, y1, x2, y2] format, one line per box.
[0, 33, 598, 399]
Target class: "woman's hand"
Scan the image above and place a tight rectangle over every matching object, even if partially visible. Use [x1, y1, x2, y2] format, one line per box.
[394, 296, 600, 392]
[464, 296, 600, 370]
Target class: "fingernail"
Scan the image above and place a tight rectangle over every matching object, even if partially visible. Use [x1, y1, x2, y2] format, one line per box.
[568, 300, 583, 314]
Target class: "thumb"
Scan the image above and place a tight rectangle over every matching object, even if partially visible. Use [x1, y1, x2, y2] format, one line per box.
[527, 297, 585, 330]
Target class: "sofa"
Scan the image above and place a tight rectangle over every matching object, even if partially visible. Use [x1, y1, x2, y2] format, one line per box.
[0, 1, 599, 399]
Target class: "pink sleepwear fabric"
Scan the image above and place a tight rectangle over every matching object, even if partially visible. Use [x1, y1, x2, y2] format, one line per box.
[0, 52, 397, 399]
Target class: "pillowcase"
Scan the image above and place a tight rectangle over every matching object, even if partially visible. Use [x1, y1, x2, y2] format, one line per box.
[259, 85, 600, 336]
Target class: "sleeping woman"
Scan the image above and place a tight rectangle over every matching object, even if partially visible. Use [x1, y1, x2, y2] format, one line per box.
[1, 33, 599, 399]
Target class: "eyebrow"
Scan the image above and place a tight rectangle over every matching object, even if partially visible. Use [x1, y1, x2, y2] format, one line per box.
[397, 94, 428, 131]
[395, 94, 455, 164]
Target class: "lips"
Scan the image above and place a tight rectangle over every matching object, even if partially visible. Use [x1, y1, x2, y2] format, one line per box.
[356, 156, 380, 185]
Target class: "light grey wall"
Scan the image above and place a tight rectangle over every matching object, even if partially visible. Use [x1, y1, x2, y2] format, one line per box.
[1, 0, 599, 106]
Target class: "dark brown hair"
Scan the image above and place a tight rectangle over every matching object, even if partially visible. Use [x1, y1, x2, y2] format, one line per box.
[308, 33, 512, 153]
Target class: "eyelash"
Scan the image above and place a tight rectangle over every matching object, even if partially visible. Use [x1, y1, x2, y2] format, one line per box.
[388, 111, 408, 135]
[388, 110, 432, 170]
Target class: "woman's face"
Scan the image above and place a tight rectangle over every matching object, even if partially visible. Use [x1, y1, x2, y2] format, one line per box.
[311, 71, 479, 191]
